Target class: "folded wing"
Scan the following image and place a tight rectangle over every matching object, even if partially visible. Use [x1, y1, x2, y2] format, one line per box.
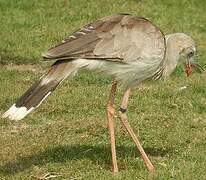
[42, 14, 165, 63]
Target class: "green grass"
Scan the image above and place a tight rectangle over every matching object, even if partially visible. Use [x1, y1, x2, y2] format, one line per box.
[0, 0, 206, 179]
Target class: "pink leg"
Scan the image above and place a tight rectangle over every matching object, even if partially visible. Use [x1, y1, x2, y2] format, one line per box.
[106, 82, 118, 173]
[119, 88, 155, 171]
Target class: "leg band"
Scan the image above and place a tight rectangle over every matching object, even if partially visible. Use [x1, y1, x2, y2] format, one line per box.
[119, 107, 126, 113]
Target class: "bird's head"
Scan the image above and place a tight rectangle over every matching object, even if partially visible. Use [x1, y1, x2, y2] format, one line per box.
[165, 33, 203, 77]
[178, 39, 203, 77]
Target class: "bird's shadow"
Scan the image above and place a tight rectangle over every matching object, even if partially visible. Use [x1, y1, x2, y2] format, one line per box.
[0, 144, 173, 175]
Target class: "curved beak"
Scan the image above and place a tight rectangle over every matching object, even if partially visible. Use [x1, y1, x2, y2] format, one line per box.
[185, 60, 192, 77]
[185, 57, 204, 77]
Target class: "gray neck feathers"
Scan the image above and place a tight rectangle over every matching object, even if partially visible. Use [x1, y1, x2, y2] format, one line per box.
[162, 34, 180, 77]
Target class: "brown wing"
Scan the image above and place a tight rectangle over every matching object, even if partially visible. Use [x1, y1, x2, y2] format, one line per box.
[42, 14, 165, 63]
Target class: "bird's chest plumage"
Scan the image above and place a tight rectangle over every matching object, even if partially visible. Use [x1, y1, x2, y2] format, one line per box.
[73, 57, 163, 88]
[108, 58, 163, 88]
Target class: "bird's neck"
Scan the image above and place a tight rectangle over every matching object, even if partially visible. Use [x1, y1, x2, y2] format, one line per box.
[162, 37, 180, 77]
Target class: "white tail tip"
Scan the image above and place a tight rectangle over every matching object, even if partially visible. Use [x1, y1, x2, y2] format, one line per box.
[2, 104, 34, 121]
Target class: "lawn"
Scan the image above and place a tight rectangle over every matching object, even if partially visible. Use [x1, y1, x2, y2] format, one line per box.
[0, 0, 206, 179]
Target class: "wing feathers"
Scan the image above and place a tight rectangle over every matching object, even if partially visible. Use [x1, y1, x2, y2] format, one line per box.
[42, 33, 100, 59]
[42, 14, 165, 64]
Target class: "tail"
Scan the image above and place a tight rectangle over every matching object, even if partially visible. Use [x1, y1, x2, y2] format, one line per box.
[2, 60, 77, 120]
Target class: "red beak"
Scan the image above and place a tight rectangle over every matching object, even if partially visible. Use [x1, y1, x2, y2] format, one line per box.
[185, 63, 192, 77]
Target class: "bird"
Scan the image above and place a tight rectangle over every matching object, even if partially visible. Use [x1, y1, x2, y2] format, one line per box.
[1, 14, 202, 173]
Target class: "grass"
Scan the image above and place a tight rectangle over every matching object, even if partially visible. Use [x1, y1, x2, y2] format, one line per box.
[0, 0, 206, 179]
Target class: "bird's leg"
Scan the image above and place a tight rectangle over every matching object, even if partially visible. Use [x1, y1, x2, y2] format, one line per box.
[106, 82, 118, 173]
[119, 88, 155, 172]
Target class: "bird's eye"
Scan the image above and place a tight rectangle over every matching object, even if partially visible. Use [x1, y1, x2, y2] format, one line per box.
[188, 51, 194, 58]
